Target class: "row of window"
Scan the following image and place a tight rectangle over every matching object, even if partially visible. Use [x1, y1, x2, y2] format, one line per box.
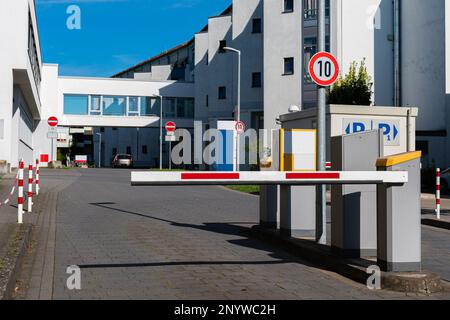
[28, 13, 41, 90]
[64, 95, 195, 118]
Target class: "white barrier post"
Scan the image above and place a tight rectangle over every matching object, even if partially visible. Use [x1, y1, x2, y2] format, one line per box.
[28, 164, 33, 213]
[436, 168, 441, 220]
[35, 158, 40, 196]
[18, 160, 24, 224]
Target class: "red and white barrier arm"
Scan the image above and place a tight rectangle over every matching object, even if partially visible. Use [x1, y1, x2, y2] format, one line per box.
[28, 164, 33, 213]
[131, 171, 408, 186]
[18, 160, 24, 224]
[436, 168, 441, 220]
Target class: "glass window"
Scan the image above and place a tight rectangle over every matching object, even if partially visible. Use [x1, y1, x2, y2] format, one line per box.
[219, 40, 227, 53]
[252, 18, 262, 34]
[90, 95, 101, 115]
[252, 72, 262, 88]
[218, 86, 227, 100]
[163, 98, 176, 118]
[176, 98, 194, 118]
[102, 96, 126, 116]
[142, 145, 148, 154]
[284, 0, 294, 12]
[284, 57, 294, 75]
[128, 97, 139, 116]
[64, 95, 88, 115]
[140, 97, 160, 116]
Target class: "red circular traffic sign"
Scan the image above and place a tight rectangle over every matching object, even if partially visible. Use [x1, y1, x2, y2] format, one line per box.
[165, 121, 176, 133]
[308, 52, 340, 87]
[235, 121, 246, 134]
[47, 116, 59, 127]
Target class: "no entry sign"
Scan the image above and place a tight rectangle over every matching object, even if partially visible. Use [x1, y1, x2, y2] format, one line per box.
[165, 121, 176, 133]
[235, 121, 246, 134]
[309, 52, 340, 87]
[47, 116, 59, 127]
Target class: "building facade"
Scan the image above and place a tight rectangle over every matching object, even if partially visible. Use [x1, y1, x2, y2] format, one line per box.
[1, 0, 449, 170]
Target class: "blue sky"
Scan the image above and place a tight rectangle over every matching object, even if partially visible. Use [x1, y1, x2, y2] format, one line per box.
[36, 0, 230, 77]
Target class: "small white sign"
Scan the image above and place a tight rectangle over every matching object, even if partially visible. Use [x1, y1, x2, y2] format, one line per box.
[47, 131, 58, 139]
[165, 135, 177, 142]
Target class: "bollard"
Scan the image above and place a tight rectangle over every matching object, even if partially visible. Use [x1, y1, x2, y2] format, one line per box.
[436, 168, 441, 220]
[28, 164, 33, 213]
[18, 160, 24, 224]
[36, 159, 40, 196]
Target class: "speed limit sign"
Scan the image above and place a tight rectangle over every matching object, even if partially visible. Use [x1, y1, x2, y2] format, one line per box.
[309, 52, 340, 87]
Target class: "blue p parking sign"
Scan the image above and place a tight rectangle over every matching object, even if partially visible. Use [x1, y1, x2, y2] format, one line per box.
[343, 119, 400, 146]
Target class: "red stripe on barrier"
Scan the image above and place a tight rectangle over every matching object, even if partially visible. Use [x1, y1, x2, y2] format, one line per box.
[18, 180, 24, 187]
[18, 198, 23, 205]
[29, 165, 33, 170]
[181, 173, 240, 180]
[29, 179, 33, 183]
[437, 199, 441, 205]
[436, 185, 441, 191]
[28, 192, 33, 197]
[36, 180, 39, 184]
[286, 172, 341, 180]
[19, 162, 24, 169]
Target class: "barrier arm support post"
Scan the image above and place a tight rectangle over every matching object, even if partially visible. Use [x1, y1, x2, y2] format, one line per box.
[28, 164, 33, 213]
[36, 159, 40, 196]
[376, 151, 422, 272]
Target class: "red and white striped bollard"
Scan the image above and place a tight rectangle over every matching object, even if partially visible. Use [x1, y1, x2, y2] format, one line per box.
[36, 158, 40, 196]
[28, 164, 33, 213]
[436, 168, 441, 220]
[18, 160, 24, 224]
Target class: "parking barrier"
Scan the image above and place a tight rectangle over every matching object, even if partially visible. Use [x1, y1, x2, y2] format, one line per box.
[436, 168, 441, 219]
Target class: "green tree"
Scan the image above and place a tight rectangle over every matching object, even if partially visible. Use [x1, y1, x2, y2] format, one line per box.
[328, 59, 373, 105]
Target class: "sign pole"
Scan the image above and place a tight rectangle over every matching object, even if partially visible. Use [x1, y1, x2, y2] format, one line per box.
[316, 0, 327, 245]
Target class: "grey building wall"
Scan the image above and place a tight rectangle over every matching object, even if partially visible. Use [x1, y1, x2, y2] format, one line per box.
[263, 0, 303, 130]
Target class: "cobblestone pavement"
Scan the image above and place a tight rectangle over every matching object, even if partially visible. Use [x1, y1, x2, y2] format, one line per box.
[17, 169, 450, 300]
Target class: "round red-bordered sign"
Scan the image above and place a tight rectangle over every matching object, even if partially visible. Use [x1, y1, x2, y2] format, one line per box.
[235, 121, 246, 134]
[165, 121, 176, 133]
[47, 116, 59, 127]
[308, 52, 340, 87]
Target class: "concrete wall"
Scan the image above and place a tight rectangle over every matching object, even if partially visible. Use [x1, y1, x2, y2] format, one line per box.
[331, 0, 394, 106]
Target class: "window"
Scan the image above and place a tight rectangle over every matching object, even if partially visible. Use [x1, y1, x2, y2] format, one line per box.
[163, 98, 176, 118]
[100, 127, 105, 133]
[284, 0, 294, 12]
[252, 18, 262, 34]
[90, 95, 101, 115]
[304, 36, 330, 82]
[219, 40, 227, 53]
[112, 148, 117, 156]
[142, 145, 148, 154]
[64, 95, 88, 115]
[128, 97, 139, 116]
[206, 95, 209, 107]
[28, 13, 41, 90]
[126, 146, 132, 155]
[218, 86, 227, 100]
[252, 72, 262, 88]
[284, 57, 294, 75]
[140, 97, 160, 116]
[103, 96, 126, 116]
[176, 98, 195, 118]
[304, 0, 330, 20]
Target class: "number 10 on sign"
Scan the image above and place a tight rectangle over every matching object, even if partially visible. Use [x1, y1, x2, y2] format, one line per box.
[309, 52, 340, 87]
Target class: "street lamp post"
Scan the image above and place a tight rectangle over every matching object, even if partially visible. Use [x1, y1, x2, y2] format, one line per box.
[153, 94, 163, 170]
[96, 132, 102, 168]
[223, 46, 241, 172]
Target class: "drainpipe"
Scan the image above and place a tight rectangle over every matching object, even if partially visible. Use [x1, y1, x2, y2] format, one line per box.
[394, 0, 401, 106]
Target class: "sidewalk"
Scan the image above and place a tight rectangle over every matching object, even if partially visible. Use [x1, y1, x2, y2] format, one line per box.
[0, 171, 33, 299]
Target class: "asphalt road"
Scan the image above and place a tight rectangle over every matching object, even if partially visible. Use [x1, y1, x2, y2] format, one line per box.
[16, 169, 449, 300]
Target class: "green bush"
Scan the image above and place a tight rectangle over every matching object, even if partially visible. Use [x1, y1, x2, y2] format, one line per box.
[328, 59, 373, 106]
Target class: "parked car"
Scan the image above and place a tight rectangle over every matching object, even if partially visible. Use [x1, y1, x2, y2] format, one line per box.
[441, 168, 450, 194]
[112, 154, 133, 168]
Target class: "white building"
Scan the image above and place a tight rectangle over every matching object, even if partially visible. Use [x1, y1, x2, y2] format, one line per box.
[1, 0, 449, 170]
[0, 0, 43, 169]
